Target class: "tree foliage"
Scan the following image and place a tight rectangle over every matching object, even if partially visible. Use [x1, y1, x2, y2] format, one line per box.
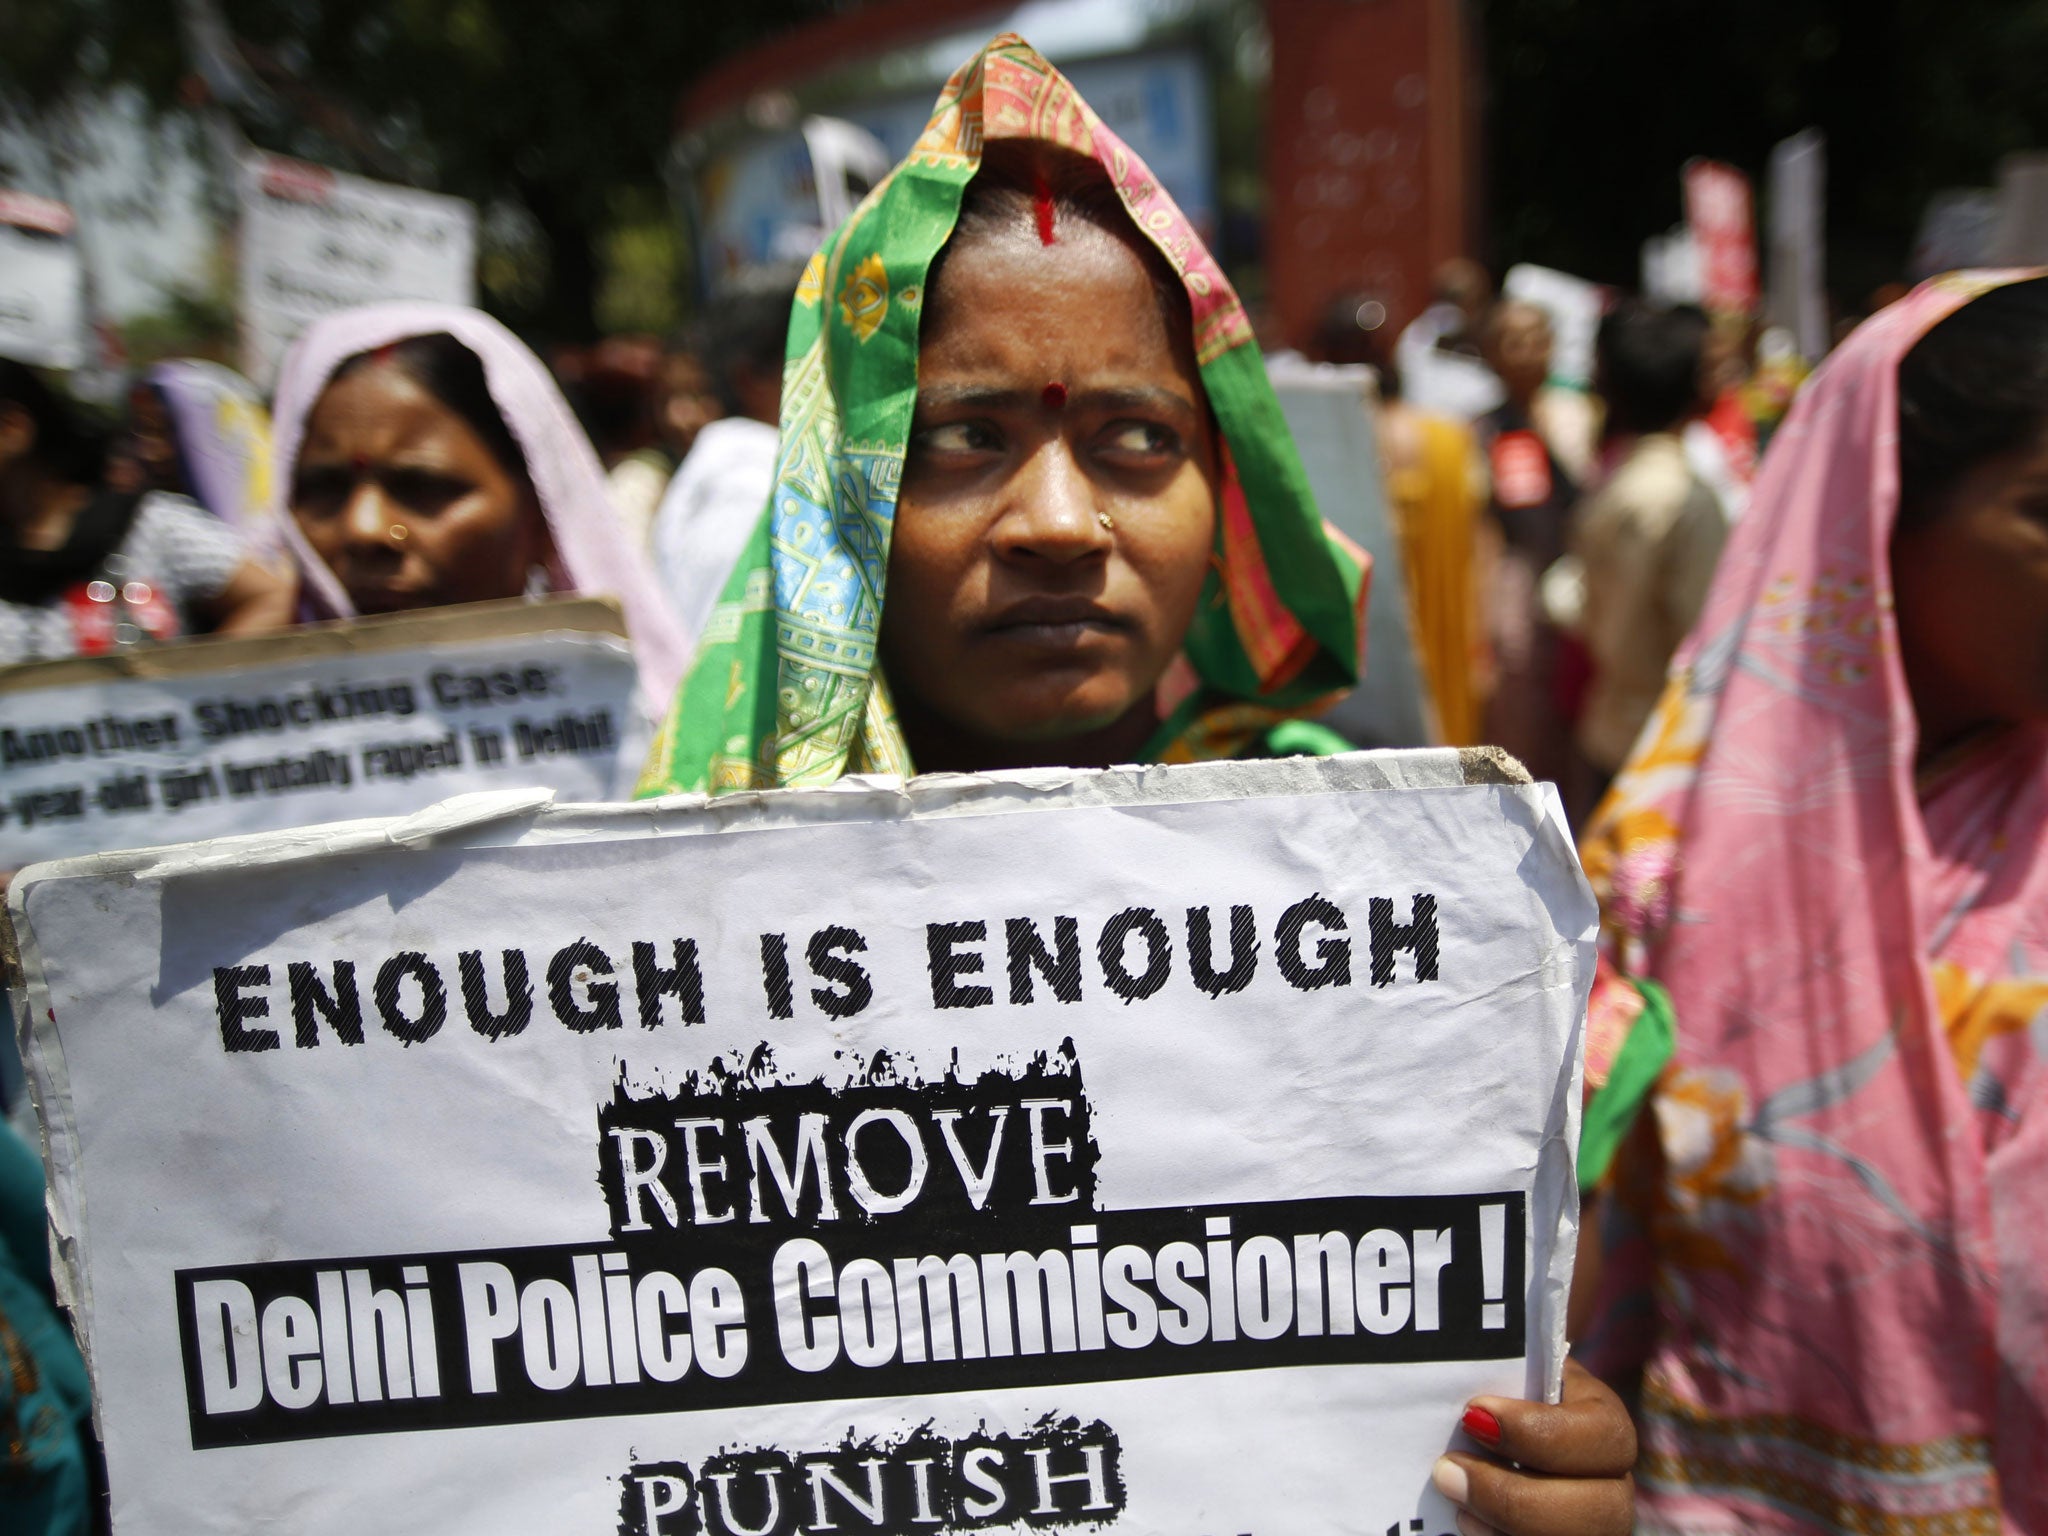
[10, 0, 2048, 337]
[237, 0, 850, 337]
[2, 0, 844, 341]
[0, 0, 188, 112]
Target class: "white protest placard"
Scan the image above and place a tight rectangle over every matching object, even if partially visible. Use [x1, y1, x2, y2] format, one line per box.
[237, 150, 476, 387]
[1641, 227, 1703, 307]
[1765, 131, 1827, 364]
[1990, 151, 2048, 268]
[802, 117, 892, 238]
[0, 189, 86, 370]
[1913, 188, 1999, 281]
[9, 749, 1591, 1535]
[1502, 264, 1607, 392]
[1264, 356, 1434, 749]
[0, 597, 640, 867]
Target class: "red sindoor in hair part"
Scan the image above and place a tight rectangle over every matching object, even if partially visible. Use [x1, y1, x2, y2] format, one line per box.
[1033, 171, 1056, 246]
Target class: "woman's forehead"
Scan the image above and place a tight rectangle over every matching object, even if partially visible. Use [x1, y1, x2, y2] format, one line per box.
[919, 227, 1196, 388]
[301, 364, 487, 458]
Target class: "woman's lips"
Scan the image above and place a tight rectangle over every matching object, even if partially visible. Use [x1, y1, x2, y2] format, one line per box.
[347, 584, 427, 614]
[982, 599, 1130, 648]
[992, 619, 1125, 648]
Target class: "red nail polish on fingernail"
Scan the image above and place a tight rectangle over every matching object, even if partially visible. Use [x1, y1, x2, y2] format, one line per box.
[1461, 1405, 1503, 1447]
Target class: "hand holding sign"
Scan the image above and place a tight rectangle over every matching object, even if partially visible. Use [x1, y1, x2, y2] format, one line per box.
[1437, 1363, 1637, 1536]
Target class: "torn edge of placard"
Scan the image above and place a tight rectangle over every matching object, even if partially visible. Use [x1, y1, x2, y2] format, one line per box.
[0, 593, 630, 697]
[1521, 767, 1592, 1405]
[2, 747, 1535, 888]
[1, 894, 100, 1422]
[593, 747, 1538, 848]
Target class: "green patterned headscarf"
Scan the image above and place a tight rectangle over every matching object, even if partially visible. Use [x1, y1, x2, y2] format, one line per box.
[638, 33, 1366, 797]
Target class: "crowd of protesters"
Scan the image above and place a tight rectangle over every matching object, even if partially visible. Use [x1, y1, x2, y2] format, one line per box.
[4, 32, 2047, 1536]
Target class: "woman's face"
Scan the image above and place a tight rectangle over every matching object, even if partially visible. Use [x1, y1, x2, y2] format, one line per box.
[1484, 304, 1552, 402]
[661, 353, 723, 452]
[1893, 434, 2048, 749]
[290, 358, 546, 615]
[880, 219, 1218, 755]
[126, 386, 184, 493]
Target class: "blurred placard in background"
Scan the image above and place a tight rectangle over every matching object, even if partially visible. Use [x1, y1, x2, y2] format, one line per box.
[237, 150, 476, 386]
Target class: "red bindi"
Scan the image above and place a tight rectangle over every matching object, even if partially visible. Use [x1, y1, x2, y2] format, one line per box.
[350, 452, 369, 474]
[1041, 382, 1067, 410]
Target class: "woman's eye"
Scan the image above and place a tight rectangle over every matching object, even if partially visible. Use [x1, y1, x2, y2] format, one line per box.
[289, 467, 351, 514]
[1099, 421, 1179, 457]
[384, 468, 470, 512]
[917, 421, 1001, 454]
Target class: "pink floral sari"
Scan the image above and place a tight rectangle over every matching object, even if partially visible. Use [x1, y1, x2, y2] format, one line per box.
[1580, 272, 2048, 1533]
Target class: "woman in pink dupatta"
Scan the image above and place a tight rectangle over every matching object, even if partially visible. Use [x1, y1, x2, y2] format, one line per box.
[269, 302, 687, 713]
[1578, 271, 2048, 1532]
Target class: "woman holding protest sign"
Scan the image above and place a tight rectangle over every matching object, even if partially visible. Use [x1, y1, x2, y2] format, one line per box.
[1577, 272, 2048, 1532]
[271, 304, 688, 710]
[0, 360, 294, 665]
[637, 34, 1637, 1535]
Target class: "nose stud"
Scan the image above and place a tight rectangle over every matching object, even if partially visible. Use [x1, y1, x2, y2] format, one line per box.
[1096, 510, 1115, 531]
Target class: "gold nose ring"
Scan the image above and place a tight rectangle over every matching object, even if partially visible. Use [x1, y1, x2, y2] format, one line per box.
[388, 523, 409, 543]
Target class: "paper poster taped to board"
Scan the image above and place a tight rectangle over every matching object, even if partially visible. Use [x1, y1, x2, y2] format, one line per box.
[1683, 159, 1759, 316]
[0, 189, 86, 371]
[10, 750, 1593, 1535]
[0, 597, 640, 867]
[237, 150, 476, 386]
[1264, 357, 1432, 749]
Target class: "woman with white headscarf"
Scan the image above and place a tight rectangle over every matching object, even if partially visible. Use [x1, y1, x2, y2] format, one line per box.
[270, 303, 688, 711]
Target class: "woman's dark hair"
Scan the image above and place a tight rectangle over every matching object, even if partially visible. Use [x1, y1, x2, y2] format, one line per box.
[696, 262, 804, 414]
[1897, 276, 2048, 528]
[0, 357, 104, 483]
[329, 332, 532, 486]
[1595, 301, 1709, 437]
[926, 140, 1193, 355]
[1312, 291, 1401, 399]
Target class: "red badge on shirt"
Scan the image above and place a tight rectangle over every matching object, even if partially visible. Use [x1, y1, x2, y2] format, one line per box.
[1490, 430, 1553, 509]
[1705, 391, 1757, 483]
[62, 580, 179, 655]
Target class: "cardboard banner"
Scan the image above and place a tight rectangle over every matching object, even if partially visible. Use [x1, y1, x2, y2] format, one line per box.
[1641, 227, 1703, 307]
[237, 150, 477, 387]
[0, 598, 640, 868]
[1989, 151, 2048, 268]
[800, 117, 892, 237]
[1912, 188, 1999, 281]
[1683, 159, 1759, 316]
[1765, 131, 1827, 364]
[0, 189, 86, 370]
[1502, 264, 1607, 391]
[9, 750, 1591, 1535]
[1264, 357, 1434, 748]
